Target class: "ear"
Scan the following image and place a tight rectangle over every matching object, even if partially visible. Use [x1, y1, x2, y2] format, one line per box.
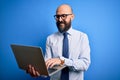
[71, 14, 74, 21]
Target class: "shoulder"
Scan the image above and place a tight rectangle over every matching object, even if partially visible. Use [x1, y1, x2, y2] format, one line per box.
[72, 28, 88, 37]
[46, 32, 61, 42]
[72, 29, 90, 44]
[47, 32, 59, 39]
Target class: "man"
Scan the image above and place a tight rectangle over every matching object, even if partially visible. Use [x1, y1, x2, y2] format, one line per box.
[27, 4, 91, 80]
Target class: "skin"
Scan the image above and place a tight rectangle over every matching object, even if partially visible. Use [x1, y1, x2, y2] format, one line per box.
[26, 4, 74, 77]
[56, 4, 74, 32]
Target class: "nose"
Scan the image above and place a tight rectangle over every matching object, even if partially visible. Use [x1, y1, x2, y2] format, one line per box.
[57, 17, 63, 22]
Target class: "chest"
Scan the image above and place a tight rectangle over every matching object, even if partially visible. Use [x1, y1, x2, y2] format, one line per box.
[50, 35, 82, 59]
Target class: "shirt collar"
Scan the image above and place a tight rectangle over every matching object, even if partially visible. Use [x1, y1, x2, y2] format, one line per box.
[66, 26, 73, 36]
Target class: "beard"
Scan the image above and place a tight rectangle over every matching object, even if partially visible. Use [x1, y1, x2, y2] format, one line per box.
[56, 19, 71, 33]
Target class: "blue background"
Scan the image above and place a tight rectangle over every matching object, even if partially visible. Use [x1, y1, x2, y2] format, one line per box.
[0, 0, 120, 80]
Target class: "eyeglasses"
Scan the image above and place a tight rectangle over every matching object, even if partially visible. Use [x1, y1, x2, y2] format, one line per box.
[54, 14, 72, 20]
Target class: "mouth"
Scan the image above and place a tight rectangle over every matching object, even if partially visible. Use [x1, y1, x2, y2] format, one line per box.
[60, 22, 64, 24]
[59, 23, 65, 27]
[57, 22, 65, 29]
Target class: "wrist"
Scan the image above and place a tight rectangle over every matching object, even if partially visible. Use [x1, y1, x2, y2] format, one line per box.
[59, 58, 65, 65]
[60, 59, 65, 65]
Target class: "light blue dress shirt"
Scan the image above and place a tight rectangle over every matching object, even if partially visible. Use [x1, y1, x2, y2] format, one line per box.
[45, 27, 91, 80]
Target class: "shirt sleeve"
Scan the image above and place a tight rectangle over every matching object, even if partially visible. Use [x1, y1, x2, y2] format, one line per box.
[61, 34, 91, 71]
[44, 37, 52, 61]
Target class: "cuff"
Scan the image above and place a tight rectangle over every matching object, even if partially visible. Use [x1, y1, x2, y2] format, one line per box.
[60, 57, 73, 66]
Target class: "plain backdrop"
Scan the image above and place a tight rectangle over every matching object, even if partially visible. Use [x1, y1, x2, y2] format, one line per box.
[0, 0, 120, 80]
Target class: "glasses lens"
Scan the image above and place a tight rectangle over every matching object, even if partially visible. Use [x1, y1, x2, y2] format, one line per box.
[54, 14, 72, 20]
[61, 14, 67, 19]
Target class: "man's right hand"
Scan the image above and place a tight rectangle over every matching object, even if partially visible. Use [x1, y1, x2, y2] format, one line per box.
[26, 64, 40, 77]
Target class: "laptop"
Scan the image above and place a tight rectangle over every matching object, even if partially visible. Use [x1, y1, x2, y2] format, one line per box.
[11, 44, 66, 76]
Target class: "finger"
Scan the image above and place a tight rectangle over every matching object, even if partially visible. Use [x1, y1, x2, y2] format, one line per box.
[32, 67, 35, 75]
[46, 61, 52, 69]
[48, 61, 57, 68]
[46, 59, 55, 68]
[50, 58, 61, 68]
[28, 65, 32, 73]
[46, 59, 52, 68]
[36, 71, 40, 76]
[50, 62, 56, 68]
[26, 65, 30, 73]
[46, 59, 52, 67]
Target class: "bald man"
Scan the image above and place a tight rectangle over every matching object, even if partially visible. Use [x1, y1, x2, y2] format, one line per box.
[27, 4, 91, 80]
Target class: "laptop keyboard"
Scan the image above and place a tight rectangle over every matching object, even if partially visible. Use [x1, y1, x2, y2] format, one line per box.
[48, 68, 57, 74]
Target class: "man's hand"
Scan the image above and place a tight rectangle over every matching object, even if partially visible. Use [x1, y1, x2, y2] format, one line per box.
[46, 58, 61, 69]
[26, 64, 40, 77]
[26, 58, 62, 77]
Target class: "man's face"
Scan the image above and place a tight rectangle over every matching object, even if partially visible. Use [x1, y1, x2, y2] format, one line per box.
[56, 14, 71, 33]
[55, 5, 74, 33]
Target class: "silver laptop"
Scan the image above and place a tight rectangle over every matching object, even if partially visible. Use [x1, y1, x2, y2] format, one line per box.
[11, 44, 66, 76]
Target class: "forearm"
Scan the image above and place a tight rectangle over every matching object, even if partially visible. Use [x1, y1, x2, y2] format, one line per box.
[60, 57, 90, 71]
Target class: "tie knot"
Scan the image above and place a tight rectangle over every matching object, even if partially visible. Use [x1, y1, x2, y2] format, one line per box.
[63, 32, 68, 37]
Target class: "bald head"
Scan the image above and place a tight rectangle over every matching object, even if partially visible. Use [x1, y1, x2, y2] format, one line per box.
[56, 4, 73, 15]
[55, 4, 74, 33]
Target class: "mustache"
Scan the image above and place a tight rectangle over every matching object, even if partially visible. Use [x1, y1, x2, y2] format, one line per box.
[57, 21, 65, 24]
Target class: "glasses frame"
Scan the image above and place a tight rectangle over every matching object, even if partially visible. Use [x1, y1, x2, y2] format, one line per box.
[54, 14, 72, 20]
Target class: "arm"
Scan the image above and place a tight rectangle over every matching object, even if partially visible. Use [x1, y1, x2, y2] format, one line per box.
[45, 37, 62, 68]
